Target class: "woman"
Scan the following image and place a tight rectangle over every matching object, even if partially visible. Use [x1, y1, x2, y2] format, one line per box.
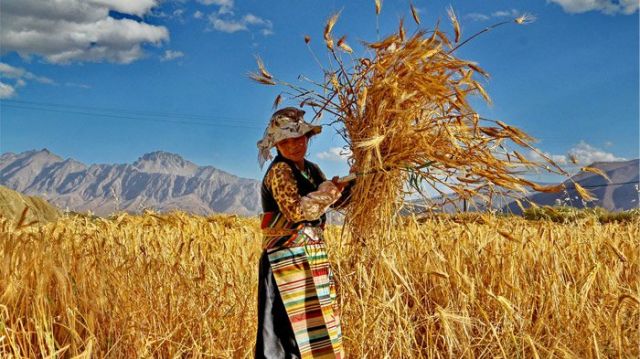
[255, 107, 352, 358]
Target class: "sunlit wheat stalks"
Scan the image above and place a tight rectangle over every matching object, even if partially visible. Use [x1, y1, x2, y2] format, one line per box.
[1, 211, 638, 357]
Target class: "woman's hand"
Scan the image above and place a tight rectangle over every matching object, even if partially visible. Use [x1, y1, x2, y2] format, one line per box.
[331, 176, 349, 191]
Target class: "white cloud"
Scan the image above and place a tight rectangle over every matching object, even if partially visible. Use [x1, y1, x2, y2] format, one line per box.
[217, 6, 235, 16]
[148, 7, 186, 20]
[528, 141, 626, 166]
[242, 13, 269, 26]
[0, 62, 54, 84]
[65, 82, 91, 89]
[0, 82, 16, 99]
[207, 13, 273, 35]
[493, 9, 520, 17]
[0, 62, 56, 97]
[90, 0, 159, 16]
[621, 0, 640, 13]
[567, 141, 626, 163]
[208, 15, 247, 33]
[201, 1, 273, 35]
[0, 0, 169, 64]
[493, 11, 510, 17]
[199, 0, 233, 7]
[465, 9, 523, 21]
[465, 13, 490, 21]
[0, 62, 24, 78]
[194, 10, 204, 19]
[243, 13, 274, 36]
[161, 50, 185, 61]
[548, 0, 638, 14]
[529, 150, 569, 165]
[261, 28, 275, 36]
[199, 0, 234, 14]
[317, 147, 352, 162]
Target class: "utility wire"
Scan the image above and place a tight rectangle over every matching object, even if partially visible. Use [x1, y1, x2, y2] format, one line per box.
[1, 99, 628, 139]
[4, 101, 633, 176]
[2, 100, 635, 176]
[565, 180, 639, 189]
[1, 103, 263, 129]
[1, 99, 259, 124]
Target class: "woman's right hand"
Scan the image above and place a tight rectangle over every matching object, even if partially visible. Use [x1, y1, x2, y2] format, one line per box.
[331, 176, 348, 192]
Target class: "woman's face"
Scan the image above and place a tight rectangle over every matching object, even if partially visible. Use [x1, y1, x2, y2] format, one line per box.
[276, 135, 308, 163]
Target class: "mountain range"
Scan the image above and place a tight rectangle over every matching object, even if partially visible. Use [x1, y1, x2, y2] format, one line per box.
[503, 159, 639, 213]
[0, 149, 261, 216]
[404, 159, 638, 214]
[0, 149, 637, 218]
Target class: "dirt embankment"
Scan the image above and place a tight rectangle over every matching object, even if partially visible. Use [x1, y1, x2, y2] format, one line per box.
[0, 185, 61, 224]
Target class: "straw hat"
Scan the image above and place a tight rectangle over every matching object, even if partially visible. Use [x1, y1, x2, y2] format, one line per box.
[257, 107, 322, 167]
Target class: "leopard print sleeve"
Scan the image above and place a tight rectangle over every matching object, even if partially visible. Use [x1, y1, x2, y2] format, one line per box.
[266, 162, 341, 223]
[266, 162, 307, 223]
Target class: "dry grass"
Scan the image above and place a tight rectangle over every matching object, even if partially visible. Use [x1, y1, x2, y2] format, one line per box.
[1, 211, 638, 357]
[1, 212, 260, 358]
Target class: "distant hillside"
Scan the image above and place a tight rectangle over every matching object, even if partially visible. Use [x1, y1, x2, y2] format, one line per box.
[0, 149, 261, 217]
[503, 159, 639, 214]
[404, 191, 516, 214]
[3, 149, 636, 218]
[0, 185, 61, 224]
[401, 159, 639, 215]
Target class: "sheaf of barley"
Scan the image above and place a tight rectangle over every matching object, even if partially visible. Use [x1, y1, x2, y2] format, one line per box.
[249, 6, 590, 246]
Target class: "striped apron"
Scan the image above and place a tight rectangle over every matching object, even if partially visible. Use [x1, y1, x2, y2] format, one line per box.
[260, 212, 343, 359]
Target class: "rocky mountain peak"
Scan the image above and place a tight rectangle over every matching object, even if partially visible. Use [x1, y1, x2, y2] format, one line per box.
[30, 148, 62, 161]
[0, 149, 261, 216]
[133, 151, 198, 176]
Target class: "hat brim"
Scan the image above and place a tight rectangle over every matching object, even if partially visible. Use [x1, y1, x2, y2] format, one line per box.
[273, 123, 322, 145]
[257, 117, 322, 167]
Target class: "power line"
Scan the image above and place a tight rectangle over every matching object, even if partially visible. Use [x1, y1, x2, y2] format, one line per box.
[3, 100, 633, 159]
[2, 99, 259, 124]
[1, 102, 263, 129]
[568, 180, 638, 189]
[1, 99, 631, 139]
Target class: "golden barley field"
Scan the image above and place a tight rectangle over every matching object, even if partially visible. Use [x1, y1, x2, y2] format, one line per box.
[1, 211, 638, 358]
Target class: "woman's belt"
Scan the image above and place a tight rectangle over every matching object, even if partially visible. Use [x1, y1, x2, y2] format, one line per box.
[261, 227, 298, 237]
[261, 225, 325, 251]
[260, 211, 325, 236]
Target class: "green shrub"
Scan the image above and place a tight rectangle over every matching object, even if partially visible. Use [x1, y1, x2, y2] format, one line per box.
[523, 206, 639, 223]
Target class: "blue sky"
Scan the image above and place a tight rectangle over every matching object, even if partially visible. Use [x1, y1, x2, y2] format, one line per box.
[1, 0, 638, 182]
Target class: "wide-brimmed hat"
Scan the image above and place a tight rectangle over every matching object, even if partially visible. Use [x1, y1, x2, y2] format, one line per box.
[257, 107, 322, 167]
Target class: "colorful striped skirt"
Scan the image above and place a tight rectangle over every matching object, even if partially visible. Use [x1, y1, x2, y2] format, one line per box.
[256, 225, 343, 358]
